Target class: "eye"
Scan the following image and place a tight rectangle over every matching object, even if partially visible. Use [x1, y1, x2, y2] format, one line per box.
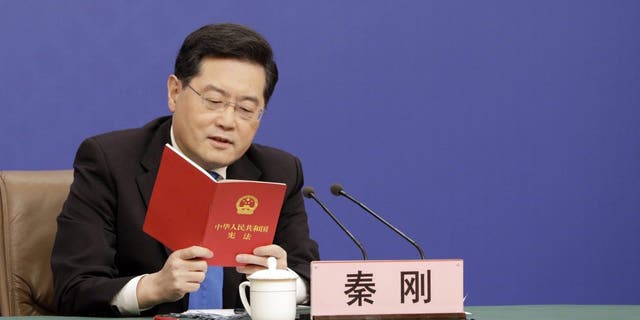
[237, 105, 256, 114]
[202, 98, 225, 110]
[204, 98, 223, 104]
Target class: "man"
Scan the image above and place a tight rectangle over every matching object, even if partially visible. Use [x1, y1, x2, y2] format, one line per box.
[51, 23, 319, 316]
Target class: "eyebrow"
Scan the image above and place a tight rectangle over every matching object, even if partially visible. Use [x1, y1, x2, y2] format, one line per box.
[201, 84, 261, 105]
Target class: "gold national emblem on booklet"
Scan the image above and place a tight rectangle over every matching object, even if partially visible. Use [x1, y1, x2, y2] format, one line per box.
[236, 195, 259, 215]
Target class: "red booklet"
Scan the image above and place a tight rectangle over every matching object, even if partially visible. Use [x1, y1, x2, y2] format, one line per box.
[143, 144, 286, 266]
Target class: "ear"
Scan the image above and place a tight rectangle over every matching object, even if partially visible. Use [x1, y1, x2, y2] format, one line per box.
[167, 75, 181, 113]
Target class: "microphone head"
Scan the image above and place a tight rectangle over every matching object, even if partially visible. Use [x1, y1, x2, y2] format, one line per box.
[330, 183, 344, 196]
[302, 186, 316, 198]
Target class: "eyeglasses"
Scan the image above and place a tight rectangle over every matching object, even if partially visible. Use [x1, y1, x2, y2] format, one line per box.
[186, 84, 264, 121]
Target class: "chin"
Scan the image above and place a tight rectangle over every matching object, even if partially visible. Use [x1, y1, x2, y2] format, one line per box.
[206, 157, 234, 168]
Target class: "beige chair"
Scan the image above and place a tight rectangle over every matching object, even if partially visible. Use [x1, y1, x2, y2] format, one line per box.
[0, 170, 73, 315]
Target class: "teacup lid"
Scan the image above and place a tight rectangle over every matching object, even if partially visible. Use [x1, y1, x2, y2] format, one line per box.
[247, 257, 298, 280]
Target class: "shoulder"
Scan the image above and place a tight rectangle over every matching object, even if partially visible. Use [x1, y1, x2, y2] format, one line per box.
[74, 116, 171, 170]
[244, 143, 303, 181]
[246, 143, 298, 161]
[88, 116, 170, 149]
[246, 143, 300, 167]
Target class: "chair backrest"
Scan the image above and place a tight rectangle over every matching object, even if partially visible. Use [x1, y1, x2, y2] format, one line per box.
[0, 170, 72, 316]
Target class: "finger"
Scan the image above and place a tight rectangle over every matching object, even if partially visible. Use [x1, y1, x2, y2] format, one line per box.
[252, 244, 286, 259]
[235, 264, 266, 275]
[165, 254, 209, 275]
[176, 279, 203, 295]
[253, 245, 288, 269]
[185, 259, 209, 272]
[172, 266, 209, 285]
[236, 253, 268, 267]
[175, 246, 213, 260]
[184, 282, 201, 293]
[186, 269, 208, 284]
[167, 255, 209, 272]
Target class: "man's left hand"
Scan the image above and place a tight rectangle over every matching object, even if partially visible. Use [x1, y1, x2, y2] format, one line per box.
[235, 244, 287, 275]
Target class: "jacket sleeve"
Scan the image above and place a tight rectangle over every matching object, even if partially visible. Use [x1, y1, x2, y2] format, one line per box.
[273, 155, 320, 285]
[51, 137, 132, 316]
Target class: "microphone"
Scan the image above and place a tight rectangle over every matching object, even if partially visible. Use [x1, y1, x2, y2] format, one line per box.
[302, 186, 368, 260]
[330, 184, 426, 259]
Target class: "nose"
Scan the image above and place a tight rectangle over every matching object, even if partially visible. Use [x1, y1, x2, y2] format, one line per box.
[214, 104, 236, 129]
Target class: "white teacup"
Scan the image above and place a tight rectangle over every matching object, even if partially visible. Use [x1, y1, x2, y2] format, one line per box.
[238, 257, 298, 320]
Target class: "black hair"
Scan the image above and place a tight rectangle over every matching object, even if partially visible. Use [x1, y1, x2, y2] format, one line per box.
[174, 23, 278, 105]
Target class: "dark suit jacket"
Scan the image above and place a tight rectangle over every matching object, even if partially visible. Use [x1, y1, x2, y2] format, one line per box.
[51, 116, 319, 316]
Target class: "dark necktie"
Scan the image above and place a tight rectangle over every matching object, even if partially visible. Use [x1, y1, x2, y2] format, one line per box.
[188, 171, 224, 309]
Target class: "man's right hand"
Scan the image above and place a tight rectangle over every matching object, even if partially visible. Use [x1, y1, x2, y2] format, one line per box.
[136, 246, 213, 310]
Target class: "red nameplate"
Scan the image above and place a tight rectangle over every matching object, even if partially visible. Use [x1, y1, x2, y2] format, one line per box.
[311, 259, 465, 319]
[143, 144, 286, 266]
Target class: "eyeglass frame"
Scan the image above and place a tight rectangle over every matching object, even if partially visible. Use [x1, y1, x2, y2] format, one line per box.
[185, 83, 265, 121]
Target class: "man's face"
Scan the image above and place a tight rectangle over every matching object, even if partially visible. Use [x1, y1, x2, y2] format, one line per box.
[167, 57, 266, 170]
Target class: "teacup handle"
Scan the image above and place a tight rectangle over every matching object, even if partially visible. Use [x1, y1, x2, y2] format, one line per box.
[238, 281, 252, 316]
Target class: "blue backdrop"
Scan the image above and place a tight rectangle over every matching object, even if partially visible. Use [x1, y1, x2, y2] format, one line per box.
[1, 0, 639, 306]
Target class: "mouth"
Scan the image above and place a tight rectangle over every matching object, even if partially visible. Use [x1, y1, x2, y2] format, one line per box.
[208, 135, 233, 147]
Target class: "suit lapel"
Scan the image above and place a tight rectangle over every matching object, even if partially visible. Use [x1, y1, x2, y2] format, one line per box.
[136, 118, 172, 209]
[134, 118, 172, 259]
[226, 148, 262, 181]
